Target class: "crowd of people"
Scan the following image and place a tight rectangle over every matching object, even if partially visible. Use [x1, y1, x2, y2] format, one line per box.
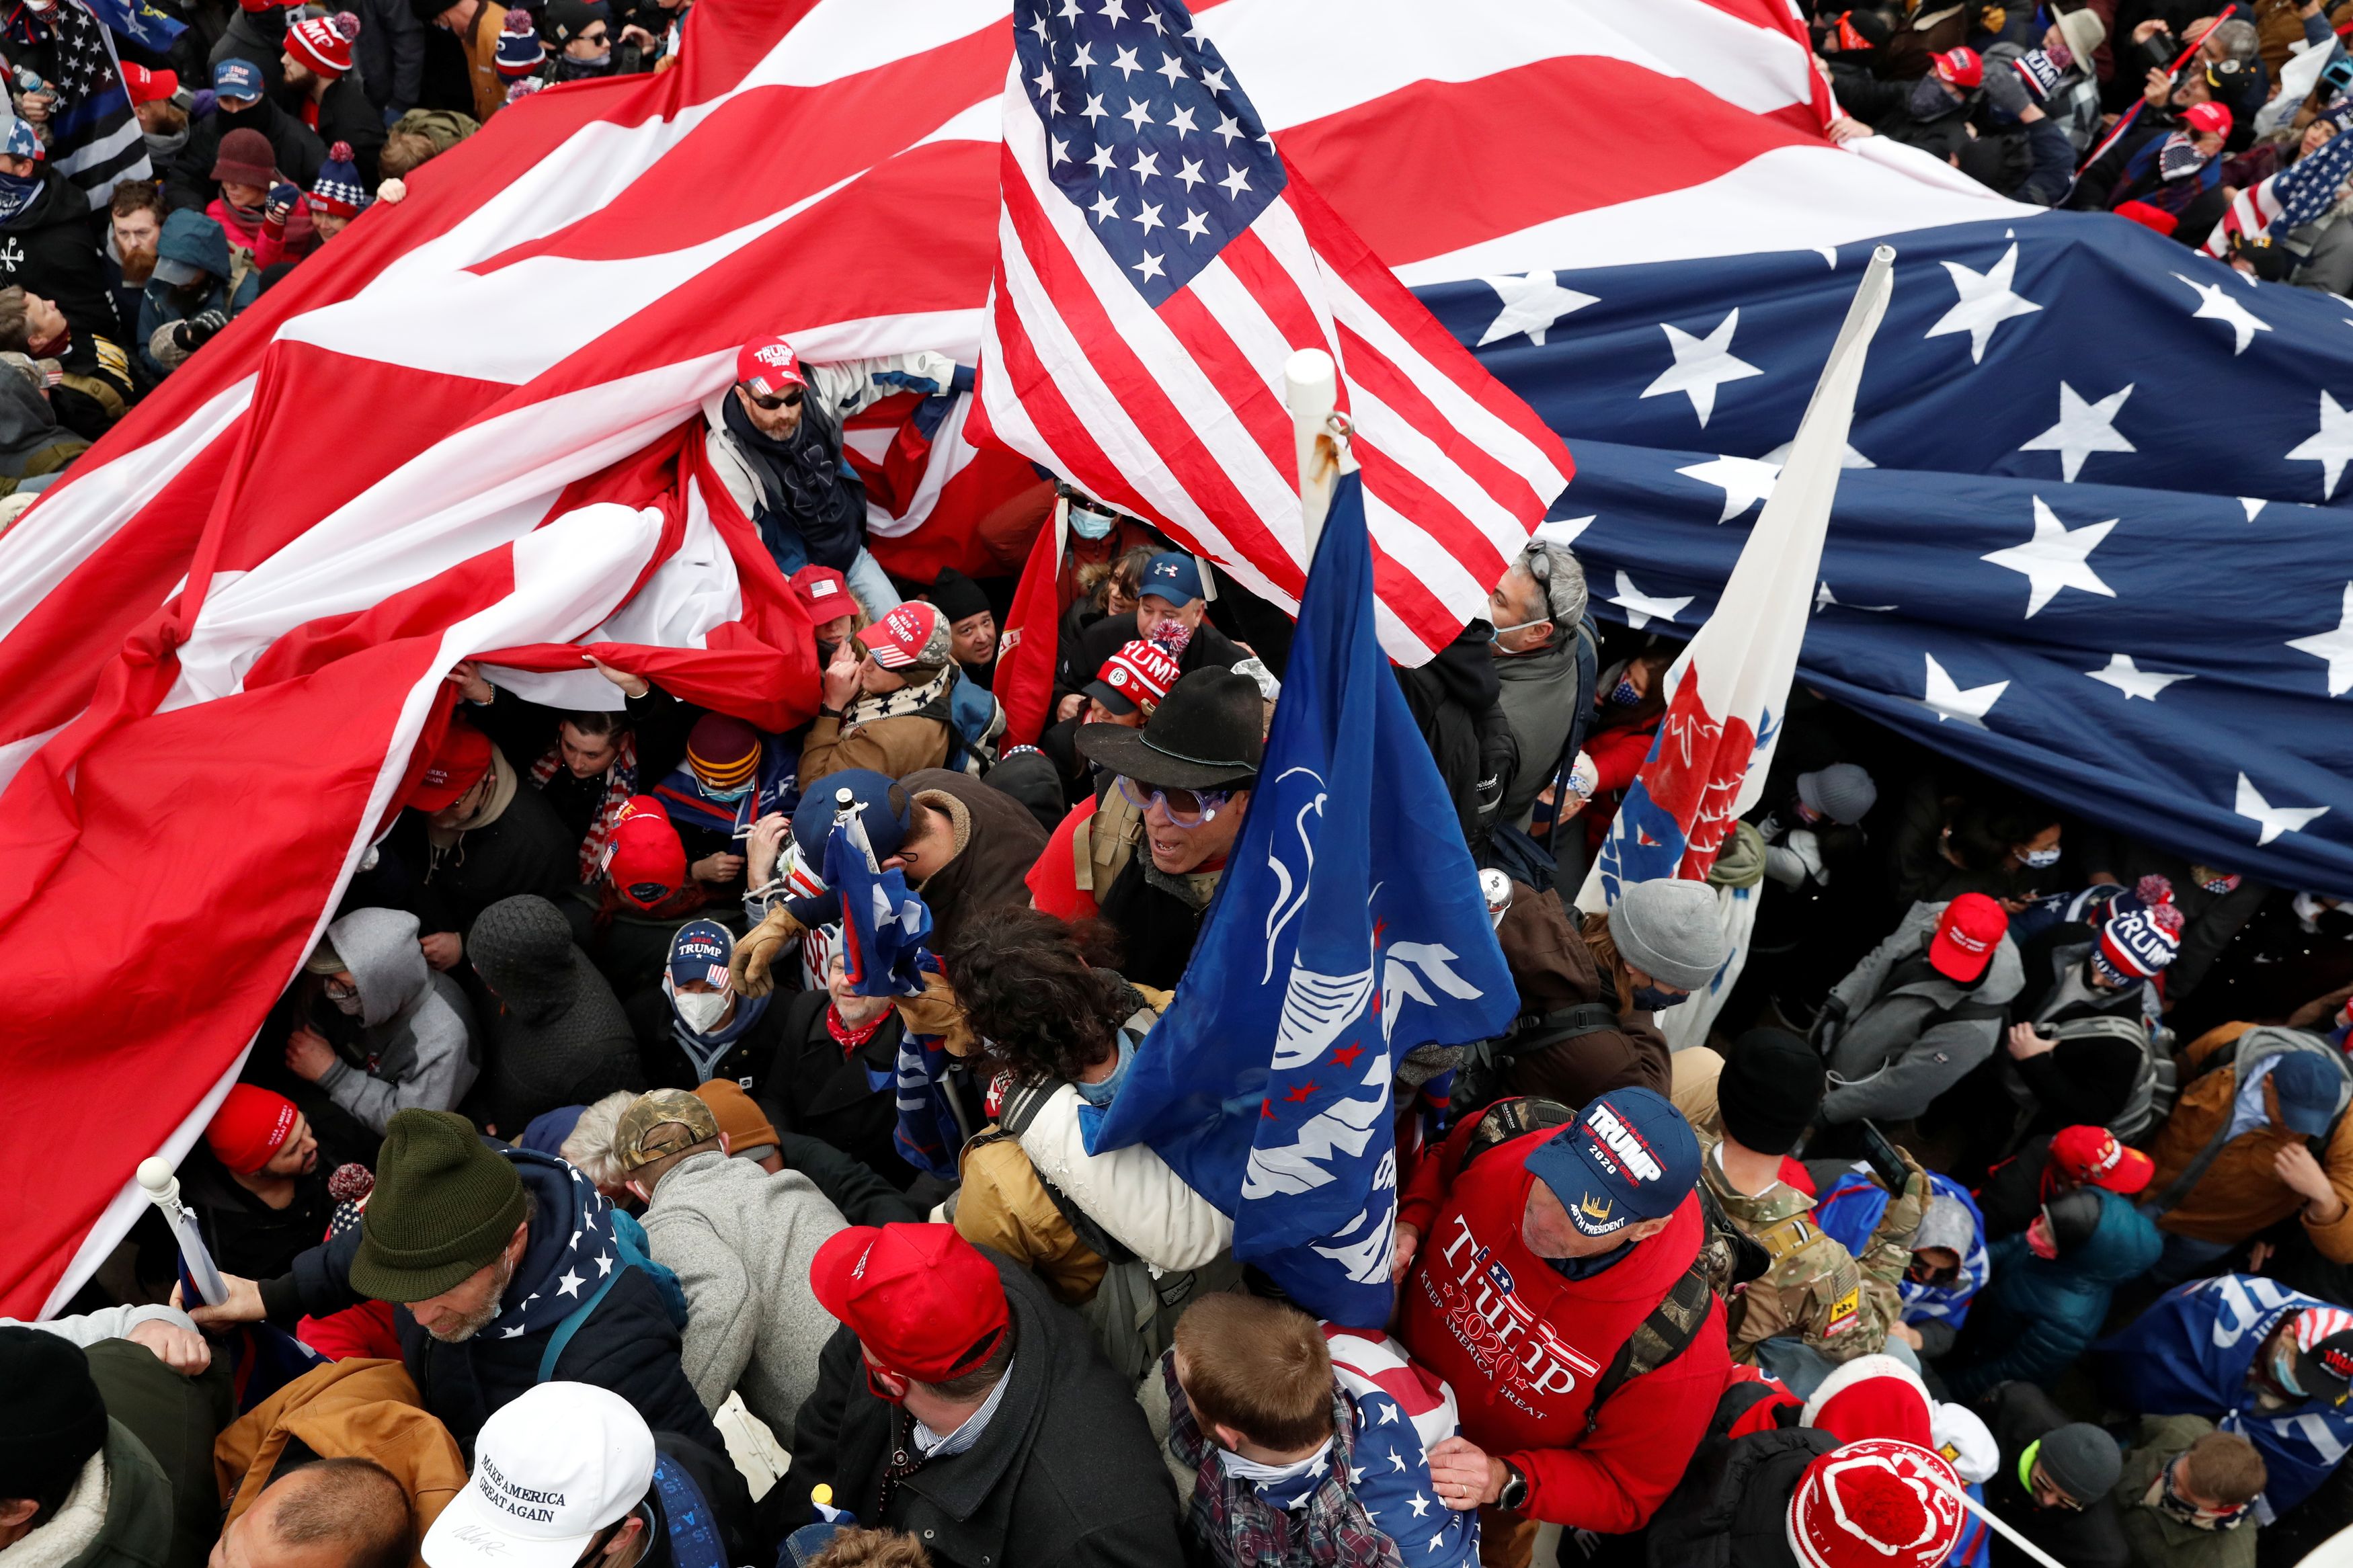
[1815, 0, 2353, 274]
[9, 2, 2353, 1568]
[0, 0, 691, 520]
[7, 319, 2353, 1568]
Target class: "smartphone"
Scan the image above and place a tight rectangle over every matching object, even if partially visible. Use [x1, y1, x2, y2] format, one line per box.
[1858, 1118, 1911, 1195]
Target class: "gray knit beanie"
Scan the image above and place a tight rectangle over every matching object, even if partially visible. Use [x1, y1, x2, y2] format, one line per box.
[2035, 1423, 2122, 1505]
[1797, 764, 1878, 826]
[1605, 879, 1725, 991]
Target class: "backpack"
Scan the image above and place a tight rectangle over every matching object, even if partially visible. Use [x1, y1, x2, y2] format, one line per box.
[2062, 1014, 2176, 1143]
[534, 1208, 690, 1382]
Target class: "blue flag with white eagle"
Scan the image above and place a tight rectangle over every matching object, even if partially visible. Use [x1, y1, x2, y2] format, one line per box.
[1090, 469, 1515, 1327]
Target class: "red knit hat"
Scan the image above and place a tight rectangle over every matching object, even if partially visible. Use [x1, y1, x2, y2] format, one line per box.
[286, 11, 360, 77]
[407, 716, 493, 811]
[206, 1085, 301, 1174]
[1800, 1354, 1934, 1448]
[1788, 1440, 1968, 1568]
[604, 794, 686, 910]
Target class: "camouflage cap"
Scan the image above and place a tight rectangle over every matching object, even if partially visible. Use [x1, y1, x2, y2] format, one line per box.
[614, 1089, 722, 1172]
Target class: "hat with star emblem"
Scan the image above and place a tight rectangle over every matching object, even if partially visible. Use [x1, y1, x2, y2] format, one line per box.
[348, 1108, 529, 1303]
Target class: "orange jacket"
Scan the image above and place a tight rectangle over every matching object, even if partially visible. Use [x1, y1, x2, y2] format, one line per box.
[2146, 1022, 2353, 1260]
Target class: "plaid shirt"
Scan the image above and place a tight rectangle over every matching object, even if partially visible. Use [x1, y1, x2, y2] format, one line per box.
[1162, 1356, 1404, 1568]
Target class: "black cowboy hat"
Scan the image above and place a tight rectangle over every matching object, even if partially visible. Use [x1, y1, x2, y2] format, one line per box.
[1073, 667, 1263, 790]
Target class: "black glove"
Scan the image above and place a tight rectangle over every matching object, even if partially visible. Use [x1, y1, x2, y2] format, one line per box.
[172, 308, 228, 352]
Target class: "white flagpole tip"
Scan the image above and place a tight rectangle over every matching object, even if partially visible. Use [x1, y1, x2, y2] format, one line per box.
[1286, 349, 1343, 553]
[1283, 348, 1337, 411]
[136, 1157, 176, 1199]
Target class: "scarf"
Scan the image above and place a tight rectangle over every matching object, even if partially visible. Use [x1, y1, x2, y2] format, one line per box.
[2159, 130, 2214, 182]
[670, 989, 772, 1082]
[425, 747, 518, 869]
[0, 169, 42, 226]
[842, 661, 955, 732]
[828, 1001, 891, 1059]
[534, 729, 637, 879]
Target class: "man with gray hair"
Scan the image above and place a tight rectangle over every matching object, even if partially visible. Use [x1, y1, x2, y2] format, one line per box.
[1488, 539, 1595, 832]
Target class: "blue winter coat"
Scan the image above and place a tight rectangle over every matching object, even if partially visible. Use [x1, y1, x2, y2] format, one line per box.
[2093, 1273, 2353, 1517]
[1944, 1189, 2161, 1401]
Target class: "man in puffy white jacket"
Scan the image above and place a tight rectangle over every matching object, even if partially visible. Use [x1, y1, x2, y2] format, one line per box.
[705, 333, 965, 618]
[285, 907, 480, 1134]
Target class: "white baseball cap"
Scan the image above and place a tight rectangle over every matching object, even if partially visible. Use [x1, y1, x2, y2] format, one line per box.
[422, 1384, 656, 1568]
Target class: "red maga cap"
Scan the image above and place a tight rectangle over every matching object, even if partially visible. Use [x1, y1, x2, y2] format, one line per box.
[809, 1224, 1010, 1383]
[1927, 892, 2006, 983]
[735, 335, 805, 398]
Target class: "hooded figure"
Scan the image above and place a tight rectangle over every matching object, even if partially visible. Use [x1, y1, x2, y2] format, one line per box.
[1817, 1166, 1989, 1358]
[1945, 1188, 2163, 1401]
[467, 895, 641, 1135]
[892, 769, 1051, 956]
[134, 209, 259, 382]
[0, 365, 85, 487]
[313, 907, 481, 1133]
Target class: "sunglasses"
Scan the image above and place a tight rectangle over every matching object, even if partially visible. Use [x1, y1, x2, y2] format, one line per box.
[742, 385, 803, 411]
[1117, 776, 1230, 827]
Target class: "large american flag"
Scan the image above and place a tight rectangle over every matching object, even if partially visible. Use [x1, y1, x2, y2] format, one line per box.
[974, 0, 1574, 661]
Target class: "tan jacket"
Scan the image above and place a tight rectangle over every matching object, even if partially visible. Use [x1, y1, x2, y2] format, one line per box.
[955, 1137, 1108, 1305]
[455, 1, 509, 125]
[799, 711, 951, 788]
[214, 1360, 467, 1560]
[2147, 1022, 2353, 1259]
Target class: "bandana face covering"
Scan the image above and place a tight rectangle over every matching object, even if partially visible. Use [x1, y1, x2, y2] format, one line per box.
[2149, 1463, 2251, 1531]
[0, 169, 41, 225]
[2159, 130, 2214, 181]
[2020, 844, 2063, 869]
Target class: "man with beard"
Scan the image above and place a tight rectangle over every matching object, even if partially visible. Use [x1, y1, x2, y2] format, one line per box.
[185, 1108, 720, 1452]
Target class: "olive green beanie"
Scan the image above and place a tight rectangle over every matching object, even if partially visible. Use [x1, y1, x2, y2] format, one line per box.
[348, 1109, 528, 1303]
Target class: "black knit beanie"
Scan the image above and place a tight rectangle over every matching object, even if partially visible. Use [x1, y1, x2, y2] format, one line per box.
[0, 1328, 109, 1514]
[1717, 1028, 1825, 1156]
[928, 567, 991, 626]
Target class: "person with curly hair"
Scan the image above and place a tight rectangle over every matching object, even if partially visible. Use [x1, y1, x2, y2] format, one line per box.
[938, 908, 1233, 1376]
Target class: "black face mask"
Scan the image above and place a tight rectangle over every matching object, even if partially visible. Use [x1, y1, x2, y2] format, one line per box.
[1631, 984, 1689, 1012]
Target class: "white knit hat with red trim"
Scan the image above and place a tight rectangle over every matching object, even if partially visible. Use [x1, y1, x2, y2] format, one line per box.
[1800, 1353, 1934, 1449]
[1787, 1439, 1968, 1568]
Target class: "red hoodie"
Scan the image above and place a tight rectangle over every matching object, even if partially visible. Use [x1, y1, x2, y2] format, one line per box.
[1396, 1116, 1730, 1532]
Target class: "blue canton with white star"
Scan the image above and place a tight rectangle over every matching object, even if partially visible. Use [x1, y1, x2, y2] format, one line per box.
[1012, 0, 1286, 306]
[1406, 211, 2353, 896]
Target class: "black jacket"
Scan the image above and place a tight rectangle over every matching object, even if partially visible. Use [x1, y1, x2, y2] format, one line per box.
[467, 893, 643, 1137]
[1645, 1403, 1836, 1568]
[764, 989, 924, 1190]
[261, 1147, 723, 1456]
[0, 168, 123, 344]
[1977, 1383, 2130, 1568]
[789, 1251, 1185, 1568]
[1396, 621, 1514, 857]
[181, 1149, 335, 1282]
[391, 776, 579, 942]
[350, 0, 427, 118]
[1064, 609, 1243, 708]
[163, 97, 325, 214]
[301, 77, 388, 188]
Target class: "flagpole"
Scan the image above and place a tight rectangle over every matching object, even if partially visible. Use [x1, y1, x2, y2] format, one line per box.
[1936, 1477, 2075, 1568]
[1285, 348, 1343, 554]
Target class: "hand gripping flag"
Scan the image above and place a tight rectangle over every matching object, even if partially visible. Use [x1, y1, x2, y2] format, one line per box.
[1090, 468, 1515, 1327]
[1579, 249, 1896, 928]
[2202, 123, 2353, 259]
[975, 0, 1574, 665]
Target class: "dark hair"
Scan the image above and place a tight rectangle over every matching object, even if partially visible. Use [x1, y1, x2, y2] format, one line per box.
[264, 1458, 416, 1568]
[559, 709, 630, 739]
[914, 1312, 1016, 1404]
[943, 908, 1128, 1083]
[1945, 789, 2061, 872]
[109, 180, 165, 220]
[1173, 1293, 1334, 1452]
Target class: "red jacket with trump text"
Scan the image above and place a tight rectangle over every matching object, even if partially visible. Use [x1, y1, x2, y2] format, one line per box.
[1394, 1118, 1730, 1532]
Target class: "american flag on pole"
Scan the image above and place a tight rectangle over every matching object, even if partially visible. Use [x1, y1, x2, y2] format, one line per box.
[973, 0, 1575, 663]
[2201, 122, 2353, 259]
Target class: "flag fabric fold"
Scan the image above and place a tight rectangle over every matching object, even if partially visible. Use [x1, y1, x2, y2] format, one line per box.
[992, 491, 1066, 748]
[1091, 468, 1516, 1327]
[973, 0, 1574, 665]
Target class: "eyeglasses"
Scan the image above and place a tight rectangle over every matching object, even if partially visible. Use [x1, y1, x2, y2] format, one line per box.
[1117, 775, 1230, 827]
[742, 386, 803, 411]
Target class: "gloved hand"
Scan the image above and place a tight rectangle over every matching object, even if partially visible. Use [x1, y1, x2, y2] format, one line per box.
[894, 968, 977, 1057]
[264, 182, 303, 225]
[729, 904, 805, 997]
[1878, 1149, 1933, 1241]
[1981, 56, 2031, 119]
[171, 308, 227, 352]
[870, 369, 943, 397]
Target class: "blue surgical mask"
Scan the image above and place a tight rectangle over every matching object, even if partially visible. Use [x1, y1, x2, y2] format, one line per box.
[704, 780, 754, 804]
[1068, 503, 1116, 540]
[2020, 844, 2063, 869]
[1605, 675, 1642, 708]
[1632, 984, 1689, 1012]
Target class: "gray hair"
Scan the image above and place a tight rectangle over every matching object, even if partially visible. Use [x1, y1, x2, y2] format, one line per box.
[1517, 540, 1589, 629]
[2211, 17, 2257, 60]
[559, 1090, 641, 1190]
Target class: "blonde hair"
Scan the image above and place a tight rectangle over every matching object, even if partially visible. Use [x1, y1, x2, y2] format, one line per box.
[557, 1090, 641, 1189]
[1579, 911, 1638, 1013]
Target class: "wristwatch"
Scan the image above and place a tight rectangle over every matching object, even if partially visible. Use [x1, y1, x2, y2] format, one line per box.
[1496, 1460, 1529, 1513]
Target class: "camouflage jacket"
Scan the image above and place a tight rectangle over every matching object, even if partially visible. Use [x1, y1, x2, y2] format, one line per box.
[1701, 1142, 1922, 1364]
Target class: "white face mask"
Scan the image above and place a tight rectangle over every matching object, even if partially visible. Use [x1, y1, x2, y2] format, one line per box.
[2020, 844, 2063, 869]
[672, 987, 730, 1032]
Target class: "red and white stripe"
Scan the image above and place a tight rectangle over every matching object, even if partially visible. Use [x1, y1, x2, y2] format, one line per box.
[1326, 1326, 1462, 1455]
[2201, 178, 2286, 259]
[0, 0, 2027, 1316]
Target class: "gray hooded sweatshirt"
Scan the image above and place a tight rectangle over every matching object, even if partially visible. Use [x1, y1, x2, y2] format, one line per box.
[1819, 898, 2025, 1124]
[317, 907, 481, 1134]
